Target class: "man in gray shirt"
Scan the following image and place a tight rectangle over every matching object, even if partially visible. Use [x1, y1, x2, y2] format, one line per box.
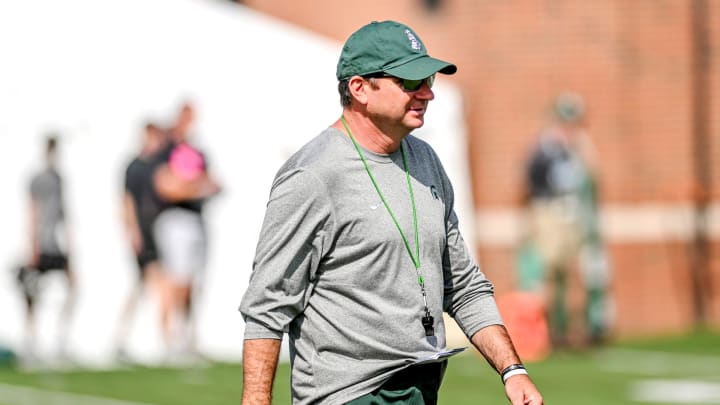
[240, 20, 543, 405]
[16, 135, 76, 362]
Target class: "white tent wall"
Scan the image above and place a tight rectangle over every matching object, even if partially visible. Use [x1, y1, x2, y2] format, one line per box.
[0, 0, 475, 365]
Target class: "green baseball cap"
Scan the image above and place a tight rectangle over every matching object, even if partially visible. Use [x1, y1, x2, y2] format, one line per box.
[336, 20, 457, 81]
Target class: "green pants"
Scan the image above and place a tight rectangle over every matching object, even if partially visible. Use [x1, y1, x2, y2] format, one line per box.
[346, 361, 447, 405]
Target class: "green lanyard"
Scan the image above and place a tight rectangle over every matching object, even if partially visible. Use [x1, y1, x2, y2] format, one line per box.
[341, 116, 435, 336]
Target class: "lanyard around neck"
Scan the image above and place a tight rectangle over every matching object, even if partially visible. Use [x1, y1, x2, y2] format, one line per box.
[341, 116, 435, 336]
[340, 116, 420, 271]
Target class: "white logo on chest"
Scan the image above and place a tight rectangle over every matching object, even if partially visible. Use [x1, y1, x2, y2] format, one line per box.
[369, 201, 384, 210]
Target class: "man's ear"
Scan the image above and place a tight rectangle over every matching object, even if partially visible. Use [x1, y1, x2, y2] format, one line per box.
[348, 76, 369, 105]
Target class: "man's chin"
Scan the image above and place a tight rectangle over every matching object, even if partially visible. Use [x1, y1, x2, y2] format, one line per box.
[408, 119, 425, 130]
[405, 114, 426, 129]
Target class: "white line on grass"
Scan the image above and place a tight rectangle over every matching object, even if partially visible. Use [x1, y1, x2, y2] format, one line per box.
[0, 382, 155, 405]
[631, 379, 720, 403]
[596, 348, 720, 376]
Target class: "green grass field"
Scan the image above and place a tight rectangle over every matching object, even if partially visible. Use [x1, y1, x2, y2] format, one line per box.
[0, 330, 719, 404]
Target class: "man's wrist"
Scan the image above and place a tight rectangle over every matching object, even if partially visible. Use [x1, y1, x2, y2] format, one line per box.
[241, 390, 272, 405]
[500, 363, 528, 384]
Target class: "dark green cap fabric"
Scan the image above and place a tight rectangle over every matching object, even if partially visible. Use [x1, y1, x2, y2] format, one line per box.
[336, 20, 457, 81]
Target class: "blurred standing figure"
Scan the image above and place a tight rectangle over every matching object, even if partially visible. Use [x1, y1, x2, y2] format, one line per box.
[152, 101, 221, 360]
[114, 122, 167, 361]
[524, 92, 611, 347]
[15, 135, 76, 362]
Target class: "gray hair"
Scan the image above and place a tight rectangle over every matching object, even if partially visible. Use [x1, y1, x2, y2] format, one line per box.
[338, 78, 380, 107]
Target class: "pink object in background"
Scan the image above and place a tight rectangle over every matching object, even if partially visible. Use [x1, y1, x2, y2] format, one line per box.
[169, 143, 204, 180]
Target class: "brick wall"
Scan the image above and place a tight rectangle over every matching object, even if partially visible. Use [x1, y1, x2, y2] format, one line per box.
[241, 0, 720, 337]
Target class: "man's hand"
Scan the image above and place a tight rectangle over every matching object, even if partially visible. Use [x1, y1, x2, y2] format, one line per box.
[470, 325, 544, 405]
[505, 374, 543, 405]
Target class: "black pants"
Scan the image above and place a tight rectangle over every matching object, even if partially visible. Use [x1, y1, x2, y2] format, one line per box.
[16, 254, 69, 306]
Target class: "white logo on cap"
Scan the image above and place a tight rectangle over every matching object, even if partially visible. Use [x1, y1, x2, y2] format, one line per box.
[405, 29, 421, 51]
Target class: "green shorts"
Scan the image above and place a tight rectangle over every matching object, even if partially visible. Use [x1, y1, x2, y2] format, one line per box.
[346, 361, 447, 405]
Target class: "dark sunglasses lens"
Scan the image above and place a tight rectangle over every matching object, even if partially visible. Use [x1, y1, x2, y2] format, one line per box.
[401, 75, 435, 91]
[402, 79, 424, 91]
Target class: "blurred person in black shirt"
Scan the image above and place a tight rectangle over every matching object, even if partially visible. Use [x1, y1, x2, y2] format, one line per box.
[114, 122, 168, 361]
[524, 92, 611, 347]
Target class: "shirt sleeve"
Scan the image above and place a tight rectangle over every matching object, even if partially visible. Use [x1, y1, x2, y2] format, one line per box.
[239, 168, 335, 339]
[439, 166, 504, 339]
[124, 161, 137, 193]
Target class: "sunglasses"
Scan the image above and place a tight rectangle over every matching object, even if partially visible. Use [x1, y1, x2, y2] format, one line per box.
[364, 73, 435, 92]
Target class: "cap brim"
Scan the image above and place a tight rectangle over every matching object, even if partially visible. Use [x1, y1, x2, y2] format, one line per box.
[384, 55, 457, 80]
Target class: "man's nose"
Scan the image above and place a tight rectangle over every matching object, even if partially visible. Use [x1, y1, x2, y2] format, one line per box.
[415, 83, 435, 100]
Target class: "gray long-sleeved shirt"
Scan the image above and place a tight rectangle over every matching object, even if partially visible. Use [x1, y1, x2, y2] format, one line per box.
[239, 128, 502, 404]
